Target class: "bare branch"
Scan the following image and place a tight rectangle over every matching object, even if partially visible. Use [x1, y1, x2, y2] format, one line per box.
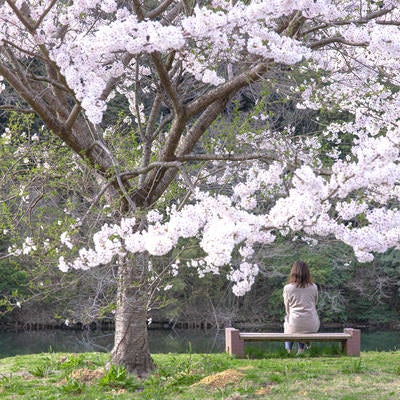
[376, 19, 400, 26]
[99, 54, 134, 102]
[0, 105, 34, 113]
[116, 173, 137, 211]
[3, 45, 30, 86]
[151, 52, 183, 114]
[176, 152, 278, 162]
[151, 113, 174, 141]
[26, 73, 70, 92]
[179, 98, 229, 156]
[302, 7, 394, 35]
[174, 163, 196, 192]
[310, 36, 368, 49]
[346, 8, 394, 24]
[0, 65, 62, 132]
[146, 93, 162, 140]
[33, 0, 57, 30]
[2, 39, 42, 59]
[134, 60, 144, 138]
[79, 181, 114, 225]
[64, 104, 81, 130]
[132, 0, 145, 20]
[135, 98, 229, 207]
[119, 160, 189, 179]
[281, 11, 305, 38]
[139, 93, 163, 186]
[186, 63, 269, 118]
[86, 140, 136, 210]
[5, 0, 34, 32]
[2, 43, 72, 123]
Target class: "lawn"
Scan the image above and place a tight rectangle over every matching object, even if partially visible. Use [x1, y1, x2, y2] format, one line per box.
[0, 349, 399, 399]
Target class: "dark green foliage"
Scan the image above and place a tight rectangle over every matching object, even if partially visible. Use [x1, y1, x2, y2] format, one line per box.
[344, 252, 400, 325]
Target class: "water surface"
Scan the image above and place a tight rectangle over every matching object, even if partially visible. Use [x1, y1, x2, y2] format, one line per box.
[0, 328, 398, 358]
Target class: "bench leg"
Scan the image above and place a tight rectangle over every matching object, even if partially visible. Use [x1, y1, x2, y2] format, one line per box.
[343, 328, 361, 356]
[225, 328, 245, 358]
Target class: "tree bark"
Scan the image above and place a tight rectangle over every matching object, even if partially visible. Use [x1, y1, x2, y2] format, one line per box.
[111, 253, 154, 376]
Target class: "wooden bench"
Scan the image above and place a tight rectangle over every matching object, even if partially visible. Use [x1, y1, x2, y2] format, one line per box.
[225, 327, 361, 357]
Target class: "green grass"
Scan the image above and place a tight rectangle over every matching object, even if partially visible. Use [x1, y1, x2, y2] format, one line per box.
[0, 349, 399, 399]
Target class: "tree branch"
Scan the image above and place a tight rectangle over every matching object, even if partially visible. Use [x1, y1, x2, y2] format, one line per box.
[119, 160, 190, 179]
[281, 11, 305, 38]
[0, 64, 59, 129]
[26, 73, 70, 93]
[151, 113, 174, 141]
[178, 98, 230, 156]
[135, 97, 229, 207]
[64, 104, 81, 130]
[33, 0, 58, 30]
[302, 7, 394, 35]
[140, 93, 162, 186]
[99, 54, 134, 102]
[146, 0, 175, 19]
[176, 151, 331, 175]
[132, 0, 145, 20]
[2, 39, 42, 59]
[124, 160, 198, 193]
[310, 36, 368, 49]
[0, 105, 34, 113]
[176, 152, 278, 162]
[376, 19, 400, 26]
[79, 180, 114, 225]
[151, 52, 183, 115]
[5, 0, 34, 32]
[186, 63, 269, 118]
[146, 93, 162, 140]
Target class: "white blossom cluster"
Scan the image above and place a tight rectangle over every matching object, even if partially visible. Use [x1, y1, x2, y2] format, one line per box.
[0, 0, 342, 124]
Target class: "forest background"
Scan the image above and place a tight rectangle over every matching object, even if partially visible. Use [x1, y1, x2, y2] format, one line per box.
[1, 86, 399, 332]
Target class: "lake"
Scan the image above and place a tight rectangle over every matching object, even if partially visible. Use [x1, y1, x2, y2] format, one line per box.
[0, 328, 398, 358]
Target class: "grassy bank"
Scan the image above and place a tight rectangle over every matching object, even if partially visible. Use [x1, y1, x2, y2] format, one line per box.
[0, 349, 399, 399]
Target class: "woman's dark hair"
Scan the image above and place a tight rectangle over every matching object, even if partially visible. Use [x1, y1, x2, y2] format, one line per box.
[288, 260, 313, 288]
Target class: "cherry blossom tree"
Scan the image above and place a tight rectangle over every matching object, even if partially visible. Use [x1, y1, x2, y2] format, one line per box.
[1, 0, 400, 375]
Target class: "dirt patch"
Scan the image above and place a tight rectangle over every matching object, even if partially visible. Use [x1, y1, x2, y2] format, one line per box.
[2, 371, 35, 380]
[193, 369, 244, 388]
[69, 368, 104, 382]
[237, 365, 254, 371]
[255, 386, 273, 395]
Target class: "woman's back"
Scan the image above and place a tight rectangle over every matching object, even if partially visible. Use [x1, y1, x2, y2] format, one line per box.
[283, 282, 320, 334]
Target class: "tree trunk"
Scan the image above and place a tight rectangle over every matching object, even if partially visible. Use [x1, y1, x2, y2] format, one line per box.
[111, 254, 154, 376]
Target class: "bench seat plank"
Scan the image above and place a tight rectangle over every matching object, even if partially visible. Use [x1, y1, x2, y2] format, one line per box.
[240, 332, 352, 342]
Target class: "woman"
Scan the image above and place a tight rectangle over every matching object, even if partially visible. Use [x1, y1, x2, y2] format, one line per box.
[283, 260, 320, 354]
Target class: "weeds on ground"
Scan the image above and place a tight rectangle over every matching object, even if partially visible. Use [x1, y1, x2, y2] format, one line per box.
[99, 364, 141, 390]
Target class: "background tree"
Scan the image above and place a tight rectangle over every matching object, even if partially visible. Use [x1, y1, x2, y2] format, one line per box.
[0, 112, 118, 328]
[1, 0, 400, 376]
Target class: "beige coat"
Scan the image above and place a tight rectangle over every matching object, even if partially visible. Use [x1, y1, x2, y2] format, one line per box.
[283, 283, 320, 334]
